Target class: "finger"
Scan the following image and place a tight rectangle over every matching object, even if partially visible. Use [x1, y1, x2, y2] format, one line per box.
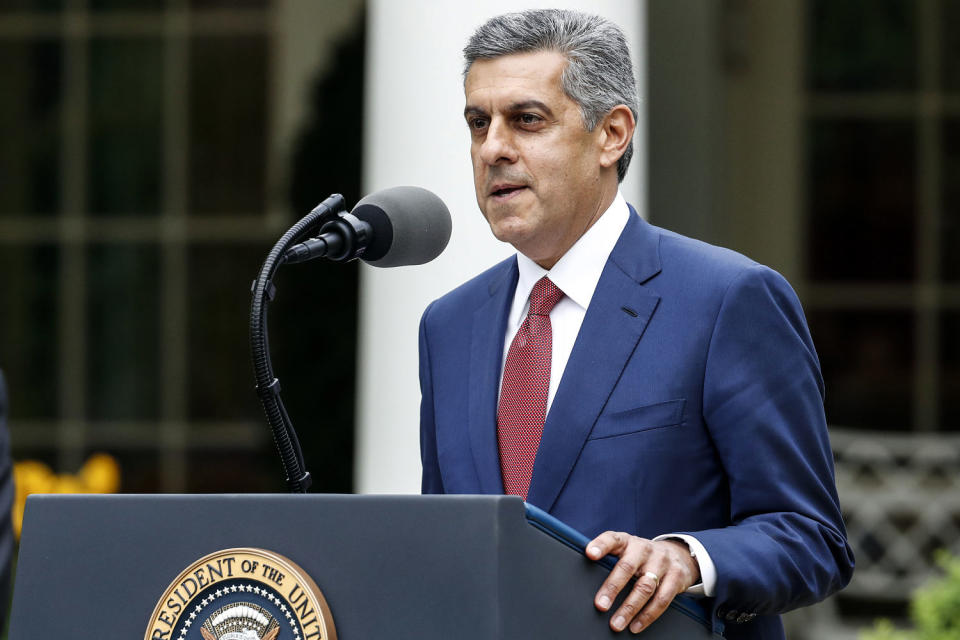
[628, 573, 683, 634]
[587, 530, 629, 560]
[609, 569, 660, 632]
[594, 538, 652, 612]
[609, 551, 668, 631]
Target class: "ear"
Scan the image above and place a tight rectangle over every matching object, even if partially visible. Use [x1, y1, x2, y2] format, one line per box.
[597, 105, 636, 171]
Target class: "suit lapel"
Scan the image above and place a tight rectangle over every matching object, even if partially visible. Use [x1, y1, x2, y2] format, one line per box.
[467, 259, 518, 494]
[526, 210, 663, 511]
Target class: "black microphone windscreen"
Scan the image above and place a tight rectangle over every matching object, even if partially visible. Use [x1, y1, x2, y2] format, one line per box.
[351, 186, 452, 268]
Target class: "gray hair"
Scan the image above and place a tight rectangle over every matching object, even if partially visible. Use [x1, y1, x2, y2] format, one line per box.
[463, 9, 639, 182]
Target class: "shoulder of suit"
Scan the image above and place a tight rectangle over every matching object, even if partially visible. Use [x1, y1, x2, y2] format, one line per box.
[644, 222, 787, 288]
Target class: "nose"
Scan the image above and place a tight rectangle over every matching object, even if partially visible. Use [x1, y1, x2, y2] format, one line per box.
[478, 119, 517, 165]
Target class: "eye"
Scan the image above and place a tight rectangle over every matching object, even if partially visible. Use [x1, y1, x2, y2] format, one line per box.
[467, 116, 488, 131]
[518, 113, 543, 126]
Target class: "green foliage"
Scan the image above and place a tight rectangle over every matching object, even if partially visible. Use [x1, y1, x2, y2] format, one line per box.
[861, 618, 912, 640]
[860, 552, 960, 640]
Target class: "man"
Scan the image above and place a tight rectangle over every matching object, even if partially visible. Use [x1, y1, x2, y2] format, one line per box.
[0, 371, 14, 629]
[418, 9, 853, 639]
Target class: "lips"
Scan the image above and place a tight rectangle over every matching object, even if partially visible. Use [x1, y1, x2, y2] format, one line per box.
[489, 183, 528, 198]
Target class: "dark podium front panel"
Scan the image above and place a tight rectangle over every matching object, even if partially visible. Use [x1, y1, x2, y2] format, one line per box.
[9, 494, 721, 638]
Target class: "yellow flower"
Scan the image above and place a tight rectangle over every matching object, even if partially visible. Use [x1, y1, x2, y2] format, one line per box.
[79, 453, 121, 494]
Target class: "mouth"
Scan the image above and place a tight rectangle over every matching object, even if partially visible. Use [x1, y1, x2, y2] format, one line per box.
[489, 184, 528, 199]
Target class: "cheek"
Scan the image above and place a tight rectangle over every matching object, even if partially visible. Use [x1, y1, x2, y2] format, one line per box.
[470, 155, 486, 184]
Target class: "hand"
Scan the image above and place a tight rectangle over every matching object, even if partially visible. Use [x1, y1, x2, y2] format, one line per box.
[587, 532, 701, 634]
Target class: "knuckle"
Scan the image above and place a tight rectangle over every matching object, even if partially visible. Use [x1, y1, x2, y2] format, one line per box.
[616, 560, 638, 577]
[654, 592, 672, 609]
[631, 580, 656, 598]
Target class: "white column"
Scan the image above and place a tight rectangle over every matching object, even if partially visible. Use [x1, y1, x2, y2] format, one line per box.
[356, 0, 646, 493]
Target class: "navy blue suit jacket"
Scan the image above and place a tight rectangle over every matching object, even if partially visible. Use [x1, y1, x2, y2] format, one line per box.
[419, 209, 854, 638]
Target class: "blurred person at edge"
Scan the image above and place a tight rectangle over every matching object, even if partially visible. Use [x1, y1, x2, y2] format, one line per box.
[418, 9, 854, 639]
[0, 371, 14, 628]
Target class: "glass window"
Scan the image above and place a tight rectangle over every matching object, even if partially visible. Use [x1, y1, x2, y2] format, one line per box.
[109, 450, 159, 492]
[188, 35, 268, 215]
[86, 244, 160, 420]
[188, 449, 280, 493]
[88, 38, 164, 216]
[0, 40, 62, 216]
[943, 119, 960, 282]
[943, 0, 960, 91]
[0, 0, 61, 11]
[90, 0, 164, 10]
[809, 310, 914, 430]
[807, 119, 916, 282]
[0, 245, 60, 419]
[190, 0, 267, 8]
[806, 0, 916, 91]
[942, 312, 960, 430]
[187, 243, 265, 420]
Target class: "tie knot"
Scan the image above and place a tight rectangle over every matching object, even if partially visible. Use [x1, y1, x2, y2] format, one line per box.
[528, 277, 564, 316]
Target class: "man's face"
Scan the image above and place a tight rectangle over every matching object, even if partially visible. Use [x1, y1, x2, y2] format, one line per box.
[464, 50, 608, 268]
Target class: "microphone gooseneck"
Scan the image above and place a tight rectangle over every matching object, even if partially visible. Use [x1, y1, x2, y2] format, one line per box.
[251, 187, 450, 493]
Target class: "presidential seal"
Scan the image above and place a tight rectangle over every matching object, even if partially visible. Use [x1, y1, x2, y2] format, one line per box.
[145, 548, 336, 640]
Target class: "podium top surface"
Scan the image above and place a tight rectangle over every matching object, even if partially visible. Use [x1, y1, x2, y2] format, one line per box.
[10, 494, 720, 639]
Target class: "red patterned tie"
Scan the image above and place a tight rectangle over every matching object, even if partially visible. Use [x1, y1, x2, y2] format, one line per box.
[497, 276, 565, 499]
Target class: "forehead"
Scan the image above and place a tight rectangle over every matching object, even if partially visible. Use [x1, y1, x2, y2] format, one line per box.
[464, 50, 569, 106]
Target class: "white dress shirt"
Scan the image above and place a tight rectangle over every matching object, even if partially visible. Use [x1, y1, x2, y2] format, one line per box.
[499, 191, 717, 597]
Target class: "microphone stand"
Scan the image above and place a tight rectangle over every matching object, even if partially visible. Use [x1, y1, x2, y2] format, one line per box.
[249, 193, 345, 493]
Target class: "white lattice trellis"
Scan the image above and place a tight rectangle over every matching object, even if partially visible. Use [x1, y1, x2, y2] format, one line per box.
[831, 428, 960, 601]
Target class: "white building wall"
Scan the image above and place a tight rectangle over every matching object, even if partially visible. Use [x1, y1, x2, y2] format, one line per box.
[356, 0, 646, 493]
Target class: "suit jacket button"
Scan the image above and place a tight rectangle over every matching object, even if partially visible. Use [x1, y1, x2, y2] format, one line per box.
[724, 610, 739, 622]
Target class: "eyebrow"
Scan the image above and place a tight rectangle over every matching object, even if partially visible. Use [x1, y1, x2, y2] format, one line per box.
[463, 105, 488, 119]
[463, 100, 556, 120]
[506, 100, 554, 117]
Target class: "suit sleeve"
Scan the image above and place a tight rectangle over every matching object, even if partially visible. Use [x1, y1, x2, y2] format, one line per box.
[419, 302, 445, 494]
[691, 265, 854, 616]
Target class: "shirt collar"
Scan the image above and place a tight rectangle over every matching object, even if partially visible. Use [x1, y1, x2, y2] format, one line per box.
[511, 191, 631, 324]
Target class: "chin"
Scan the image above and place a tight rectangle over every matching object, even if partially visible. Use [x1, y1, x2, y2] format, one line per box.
[487, 218, 531, 247]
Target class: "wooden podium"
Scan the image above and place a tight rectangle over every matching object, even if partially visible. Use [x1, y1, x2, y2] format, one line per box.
[9, 494, 721, 638]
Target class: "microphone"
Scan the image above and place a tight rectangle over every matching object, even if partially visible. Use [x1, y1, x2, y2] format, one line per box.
[283, 186, 452, 268]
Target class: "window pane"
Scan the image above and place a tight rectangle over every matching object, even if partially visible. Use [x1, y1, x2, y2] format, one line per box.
[188, 449, 281, 493]
[810, 310, 914, 430]
[0, 39, 62, 216]
[806, 0, 916, 91]
[0, 245, 60, 419]
[90, 0, 163, 9]
[807, 119, 916, 282]
[88, 38, 164, 216]
[188, 35, 268, 215]
[190, 0, 267, 8]
[943, 0, 960, 91]
[944, 119, 960, 282]
[188, 242, 357, 491]
[0, 0, 61, 10]
[187, 243, 264, 420]
[943, 312, 960, 431]
[86, 244, 160, 420]
[109, 450, 159, 492]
